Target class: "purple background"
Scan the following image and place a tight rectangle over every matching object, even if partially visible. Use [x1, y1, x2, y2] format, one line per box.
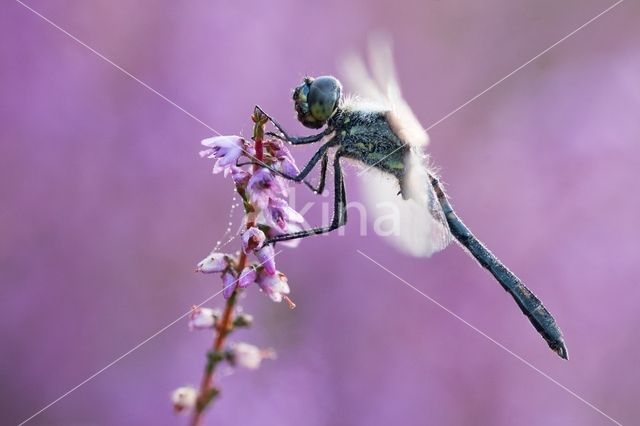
[2, 1, 639, 425]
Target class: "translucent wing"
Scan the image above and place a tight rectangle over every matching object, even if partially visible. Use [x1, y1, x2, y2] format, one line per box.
[366, 35, 429, 149]
[341, 36, 452, 257]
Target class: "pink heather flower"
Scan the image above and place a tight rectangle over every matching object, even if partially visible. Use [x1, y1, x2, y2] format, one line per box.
[230, 165, 251, 186]
[222, 270, 238, 299]
[255, 244, 276, 275]
[230, 342, 276, 370]
[279, 156, 300, 178]
[196, 252, 229, 273]
[188, 306, 219, 331]
[266, 222, 303, 249]
[256, 269, 290, 303]
[266, 138, 285, 153]
[241, 227, 266, 253]
[241, 227, 276, 273]
[269, 139, 300, 176]
[265, 197, 305, 231]
[247, 168, 287, 209]
[200, 135, 251, 174]
[238, 266, 257, 289]
[171, 386, 198, 413]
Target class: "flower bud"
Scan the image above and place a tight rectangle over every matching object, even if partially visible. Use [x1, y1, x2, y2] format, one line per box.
[196, 252, 228, 273]
[231, 166, 251, 186]
[255, 244, 276, 275]
[188, 307, 219, 331]
[256, 269, 290, 303]
[233, 313, 254, 328]
[247, 168, 287, 209]
[222, 270, 238, 299]
[171, 386, 198, 413]
[238, 266, 257, 288]
[241, 227, 266, 253]
[230, 342, 275, 370]
[265, 197, 305, 231]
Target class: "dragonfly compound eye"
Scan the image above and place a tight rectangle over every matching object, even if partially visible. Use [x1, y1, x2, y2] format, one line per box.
[293, 76, 342, 129]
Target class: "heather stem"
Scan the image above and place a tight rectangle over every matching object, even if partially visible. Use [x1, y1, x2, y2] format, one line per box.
[189, 110, 267, 426]
[190, 269, 242, 426]
[252, 105, 268, 166]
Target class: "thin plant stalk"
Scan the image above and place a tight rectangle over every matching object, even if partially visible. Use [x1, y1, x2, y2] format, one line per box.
[189, 108, 268, 426]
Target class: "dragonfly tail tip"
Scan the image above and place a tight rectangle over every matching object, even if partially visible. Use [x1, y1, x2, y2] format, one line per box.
[552, 340, 569, 360]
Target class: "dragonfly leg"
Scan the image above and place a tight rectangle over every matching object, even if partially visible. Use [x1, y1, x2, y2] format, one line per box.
[254, 105, 328, 145]
[246, 141, 333, 184]
[304, 153, 328, 194]
[265, 152, 346, 244]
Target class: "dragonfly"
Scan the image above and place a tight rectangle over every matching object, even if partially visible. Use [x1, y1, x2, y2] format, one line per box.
[254, 40, 568, 359]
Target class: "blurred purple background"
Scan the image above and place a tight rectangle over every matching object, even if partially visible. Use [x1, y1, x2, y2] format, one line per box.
[2, 1, 639, 425]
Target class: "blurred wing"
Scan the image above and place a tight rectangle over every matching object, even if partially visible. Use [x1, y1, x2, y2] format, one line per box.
[366, 35, 430, 148]
[342, 35, 451, 257]
[341, 50, 390, 109]
[357, 153, 452, 257]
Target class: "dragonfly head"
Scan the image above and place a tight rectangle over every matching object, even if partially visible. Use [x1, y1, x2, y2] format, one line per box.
[292, 76, 343, 129]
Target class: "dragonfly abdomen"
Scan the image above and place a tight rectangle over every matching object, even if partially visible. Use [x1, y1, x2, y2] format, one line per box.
[431, 177, 569, 359]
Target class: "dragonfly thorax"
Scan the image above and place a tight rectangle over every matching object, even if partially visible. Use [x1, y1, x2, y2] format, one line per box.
[329, 106, 407, 180]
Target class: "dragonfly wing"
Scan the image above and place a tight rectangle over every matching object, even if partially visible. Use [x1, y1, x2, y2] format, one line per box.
[341, 49, 390, 108]
[368, 36, 429, 149]
[404, 146, 453, 254]
[343, 36, 451, 256]
[357, 160, 452, 257]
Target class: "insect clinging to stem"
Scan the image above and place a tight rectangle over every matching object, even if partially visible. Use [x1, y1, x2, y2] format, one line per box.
[253, 39, 568, 359]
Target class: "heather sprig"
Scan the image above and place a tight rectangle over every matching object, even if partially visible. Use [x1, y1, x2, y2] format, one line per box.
[173, 108, 302, 425]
